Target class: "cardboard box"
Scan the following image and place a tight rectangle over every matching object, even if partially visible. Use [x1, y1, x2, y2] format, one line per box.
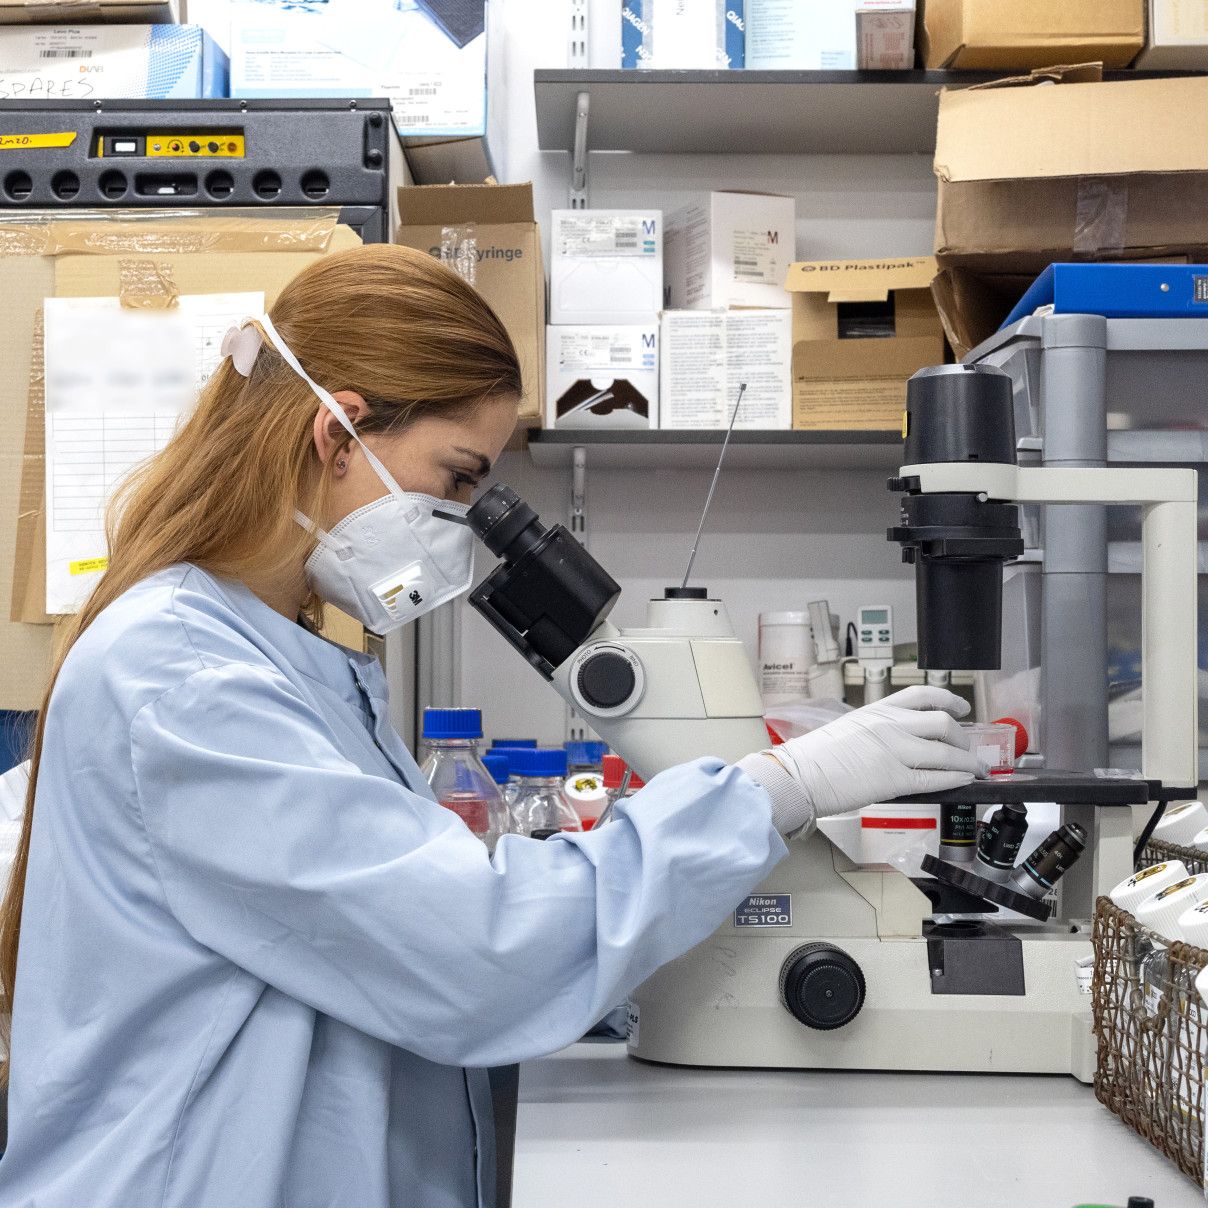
[0, 0, 179, 23]
[549, 209, 662, 326]
[786, 257, 944, 431]
[622, 0, 745, 69]
[933, 71, 1208, 354]
[666, 191, 795, 311]
[1136, 0, 1208, 69]
[747, 0, 915, 69]
[546, 324, 658, 431]
[660, 309, 791, 430]
[230, 0, 486, 139]
[0, 211, 362, 709]
[395, 182, 544, 420]
[0, 24, 227, 100]
[919, 0, 1144, 69]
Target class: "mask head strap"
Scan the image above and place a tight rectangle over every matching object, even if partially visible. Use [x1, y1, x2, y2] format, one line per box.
[257, 313, 409, 499]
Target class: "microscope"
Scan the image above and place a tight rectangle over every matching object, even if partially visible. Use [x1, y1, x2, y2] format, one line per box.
[466, 362, 1199, 1080]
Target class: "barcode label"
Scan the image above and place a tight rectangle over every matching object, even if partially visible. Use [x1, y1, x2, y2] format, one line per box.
[609, 352, 630, 363]
[39, 48, 93, 59]
[408, 87, 437, 96]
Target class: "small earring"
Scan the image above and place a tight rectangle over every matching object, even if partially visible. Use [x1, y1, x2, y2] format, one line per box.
[336, 459, 347, 471]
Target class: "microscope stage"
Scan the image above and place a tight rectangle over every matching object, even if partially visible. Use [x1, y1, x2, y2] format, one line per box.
[890, 771, 1196, 807]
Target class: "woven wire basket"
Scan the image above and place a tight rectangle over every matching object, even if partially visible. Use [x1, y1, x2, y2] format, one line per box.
[1144, 837, 1208, 876]
[1092, 896, 1208, 1190]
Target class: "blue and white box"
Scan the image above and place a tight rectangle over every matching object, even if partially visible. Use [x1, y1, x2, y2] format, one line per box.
[0, 25, 227, 100]
[622, 0, 745, 70]
[230, 0, 486, 138]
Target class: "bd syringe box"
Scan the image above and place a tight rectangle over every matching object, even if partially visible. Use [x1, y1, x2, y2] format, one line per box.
[666, 192, 795, 312]
[549, 209, 663, 327]
[622, 0, 745, 69]
[546, 324, 659, 432]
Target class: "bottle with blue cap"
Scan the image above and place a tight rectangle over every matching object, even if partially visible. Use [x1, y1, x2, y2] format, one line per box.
[510, 748, 582, 837]
[420, 708, 512, 850]
[481, 750, 521, 821]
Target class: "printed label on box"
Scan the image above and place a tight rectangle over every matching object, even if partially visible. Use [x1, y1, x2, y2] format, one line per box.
[625, 1001, 640, 1044]
[558, 329, 656, 373]
[557, 214, 658, 258]
[732, 227, 782, 285]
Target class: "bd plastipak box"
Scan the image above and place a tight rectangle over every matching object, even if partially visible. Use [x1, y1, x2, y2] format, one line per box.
[622, 0, 745, 69]
[546, 325, 658, 431]
[0, 25, 227, 100]
[230, 0, 486, 138]
[549, 209, 663, 326]
[666, 191, 795, 311]
[659, 309, 791, 430]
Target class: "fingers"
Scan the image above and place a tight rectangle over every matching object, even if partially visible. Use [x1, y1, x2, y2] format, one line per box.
[881, 686, 971, 718]
[898, 708, 970, 748]
[897, 735, 986, 777]
[908, 768, 977, 796]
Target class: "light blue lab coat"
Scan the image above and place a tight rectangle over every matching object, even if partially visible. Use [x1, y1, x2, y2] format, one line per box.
[0, 565, 787, 1208]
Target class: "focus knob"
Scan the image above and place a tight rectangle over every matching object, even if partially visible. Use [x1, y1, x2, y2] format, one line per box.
[779, 943, 865, 1031]
[576, 650, 637, 709]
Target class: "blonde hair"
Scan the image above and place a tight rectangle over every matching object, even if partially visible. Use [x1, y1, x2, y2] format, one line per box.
[0, 244, 520, 1048]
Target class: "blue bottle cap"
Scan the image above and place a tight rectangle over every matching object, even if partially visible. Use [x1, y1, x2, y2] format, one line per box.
[422, 708, 483, 740]
[566, 740, 608, 767]
[491, 738, 537, 749]
[511, 747, 569, 778]
[481, 753, 511, 785]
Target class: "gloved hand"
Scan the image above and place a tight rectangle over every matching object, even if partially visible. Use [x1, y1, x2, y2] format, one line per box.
[738, 687, 985, 836]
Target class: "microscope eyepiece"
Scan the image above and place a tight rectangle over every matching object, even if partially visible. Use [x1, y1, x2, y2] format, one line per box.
[467, 484, 546, 561]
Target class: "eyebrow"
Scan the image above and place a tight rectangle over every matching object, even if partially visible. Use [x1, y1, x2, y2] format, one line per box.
[453, 446, 492, 476]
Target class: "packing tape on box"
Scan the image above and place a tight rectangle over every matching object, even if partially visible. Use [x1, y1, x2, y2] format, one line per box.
[20, 0, 103, 15]
[1073, 178, 1128, 255]
[0, 209, 343, 259]
[1136, 873, 1208, 942]
[1110, 860, 1191, 913]
[440, 223, 477, 287]
[118, 258, 179, 310]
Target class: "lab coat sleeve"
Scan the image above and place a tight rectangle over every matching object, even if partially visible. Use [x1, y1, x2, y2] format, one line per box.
[129, 662, 787, 1067]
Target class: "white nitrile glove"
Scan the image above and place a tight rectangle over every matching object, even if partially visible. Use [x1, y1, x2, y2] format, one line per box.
[738, 686, 986, 837]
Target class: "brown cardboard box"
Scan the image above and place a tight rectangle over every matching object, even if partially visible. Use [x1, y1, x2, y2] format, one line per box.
[919, 0, 1144, 68]
[395, 182, 544, 420]
[932, 72, 1208, 354]
[0, 211, 362, 709]
[0, 0, 178, 21]
[786, 257, 945, 431]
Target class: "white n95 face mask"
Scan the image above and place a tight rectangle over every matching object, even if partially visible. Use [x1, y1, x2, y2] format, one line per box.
[244, 314, 476, 635]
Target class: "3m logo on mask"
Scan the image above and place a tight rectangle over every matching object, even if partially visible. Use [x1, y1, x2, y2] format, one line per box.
[372, 564, 431, 620]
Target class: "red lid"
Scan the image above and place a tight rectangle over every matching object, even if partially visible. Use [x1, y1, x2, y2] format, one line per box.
[993, 717, 1030, 759]
[602, 753, 646, 792]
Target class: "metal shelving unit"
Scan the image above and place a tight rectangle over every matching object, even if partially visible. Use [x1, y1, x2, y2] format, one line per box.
[527, 429, 902, 471]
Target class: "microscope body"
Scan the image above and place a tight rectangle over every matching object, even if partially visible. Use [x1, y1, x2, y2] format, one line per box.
[465, 359, 1198, 1079]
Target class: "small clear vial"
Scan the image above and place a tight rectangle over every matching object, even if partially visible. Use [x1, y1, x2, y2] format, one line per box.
[420, 708, 512, 850]
[511, 748, 582, 837]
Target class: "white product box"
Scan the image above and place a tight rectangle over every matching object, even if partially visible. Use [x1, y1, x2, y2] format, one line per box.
[549, 209, 663, 326]
[621, 0, 745, 69]
[660, 309, 791, 430]
[546, 324, 659, 431]
[746, 0, 914, 70]
[229, 0, 486, 138]
[666, 192, 795, 311]
[0, 24, 227, 99]
[1136, 0, 1208, 70]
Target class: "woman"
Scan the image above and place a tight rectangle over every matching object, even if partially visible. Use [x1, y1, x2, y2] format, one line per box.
[0, 245, 981, 1208]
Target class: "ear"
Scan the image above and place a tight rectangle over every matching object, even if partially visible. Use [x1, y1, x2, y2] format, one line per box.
[312, 391, 368, 475]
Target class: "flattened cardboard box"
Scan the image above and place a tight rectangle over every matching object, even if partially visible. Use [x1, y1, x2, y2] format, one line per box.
[919, 0, 1143, 69]
[933, 71, 1208, 354]
[786, 256, 944, 430]
[395, 182, 544, 420]
[1, 212, 362, 710]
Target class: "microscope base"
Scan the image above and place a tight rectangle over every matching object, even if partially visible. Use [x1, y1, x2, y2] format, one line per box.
[627, 930, 1096, 1082]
